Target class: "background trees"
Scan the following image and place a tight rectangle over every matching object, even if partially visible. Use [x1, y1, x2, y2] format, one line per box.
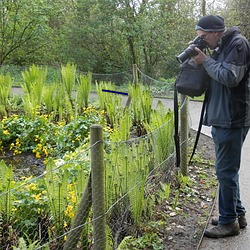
[0, 0, 247, 80]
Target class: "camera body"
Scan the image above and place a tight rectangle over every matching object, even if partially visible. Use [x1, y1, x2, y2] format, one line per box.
[176, 36, 208, 64]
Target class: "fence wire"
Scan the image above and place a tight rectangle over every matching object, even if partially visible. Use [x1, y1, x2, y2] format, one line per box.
[0, 67, 191, 249]
[0, 120, 182, 249]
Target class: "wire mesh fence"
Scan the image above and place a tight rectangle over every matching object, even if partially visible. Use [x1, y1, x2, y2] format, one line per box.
[0, 65, 191, 249]
[0, 119, 185, 248]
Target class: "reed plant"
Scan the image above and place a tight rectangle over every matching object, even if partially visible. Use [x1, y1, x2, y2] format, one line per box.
[43, 84, 56, 114]
[105, 136, 153, 226]
[145, 100, 174, 164]
[60, 63, 76, 103]
[76, 72, 92, 112]
[43, 159, 68, 224]
[129, 83, 152, 133]
[52, 82, 73, 122]
[110, 109, 132, 141]
[96, 81, 122, 128]
[21, 65, 47, 118]
[96, 81, 116, 111]
[0, 73, 12, 117]
[43, 159, 69, 246]
[0, 161, 14, 222]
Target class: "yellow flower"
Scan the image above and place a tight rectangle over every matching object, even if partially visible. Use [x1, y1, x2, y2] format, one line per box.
[26, 183, 37, 191]
[3, 130, 9, 135]
[32, 193, 42, 201]
[12, 207, 17, 212]
[36, 152, 41, 159]
[65, 205, 74, 218]
[71, 195, 76, 204]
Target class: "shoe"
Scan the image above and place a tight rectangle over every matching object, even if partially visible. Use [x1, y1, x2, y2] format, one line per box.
[204, 222, 240, 238]
[211, 214, 247, 229]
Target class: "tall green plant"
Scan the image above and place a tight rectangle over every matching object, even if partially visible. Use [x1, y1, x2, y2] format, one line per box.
[145, 100, 174, 163]
[96, 81, 122, 128]
[110, 109, 132, 141]
[96, 81, 116, 111]
[129, 83, 152, 126]
[76, 72, 92, 112]
[127, 140, 150, 224]
[43, 159, 68, 231]
[0, 161, 14, 222]
[43, 84, 56, 114]
[52, 82, 73, 122]
[61, 63, 76, 102]
[21, 65, 47, 118]
[105, 137, 152, 225]
[0, 73, 12, 117]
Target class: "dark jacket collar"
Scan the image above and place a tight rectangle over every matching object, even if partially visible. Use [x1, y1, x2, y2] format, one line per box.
[221, 26, 241, 46]
[212, 26, 241, 58]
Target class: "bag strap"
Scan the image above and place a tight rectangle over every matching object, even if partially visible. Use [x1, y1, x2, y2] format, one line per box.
[174, 80, 180, 168]
[174, 80, 208, 167]
[188, 91, 208, 164]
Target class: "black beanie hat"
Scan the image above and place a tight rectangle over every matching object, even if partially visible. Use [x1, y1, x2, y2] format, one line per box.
[195, 15, 225, 32]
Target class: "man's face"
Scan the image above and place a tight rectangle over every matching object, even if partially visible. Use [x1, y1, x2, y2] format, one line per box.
[196, 30, 221, 49]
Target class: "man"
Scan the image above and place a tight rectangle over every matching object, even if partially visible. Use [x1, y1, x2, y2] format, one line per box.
[192, 15, 250, 238]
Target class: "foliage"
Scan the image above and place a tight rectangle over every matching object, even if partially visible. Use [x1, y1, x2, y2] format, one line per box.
[117, 233, 163, 250]
[13, 235, 46, 250]
[0, 0, 52, 65]
[12, 176, 49, 241]
[0, 75, 178, 248]
[0, 147, 91, 248]
[76, 72, 92, 110]
[129, 83, 153, 136]
[145, 100, 175, 163]
[96, 81, 123, 128]
[0, 161, 15, 222]
[0, 0, 235, 79]
[0, 73, 12, 117]
[21, 65, 47, 118]
[61, 63, 76, 101]
[0, 108, 102, 158]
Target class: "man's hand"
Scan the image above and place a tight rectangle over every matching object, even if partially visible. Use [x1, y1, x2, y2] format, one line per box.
[192, 47, 207, 64]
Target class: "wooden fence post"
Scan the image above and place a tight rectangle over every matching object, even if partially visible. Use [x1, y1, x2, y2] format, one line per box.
[91, 124, 106, 250]
[133, 63, 138, 85]
[63, 175, 92, 250]
[125, 64, 138, 109]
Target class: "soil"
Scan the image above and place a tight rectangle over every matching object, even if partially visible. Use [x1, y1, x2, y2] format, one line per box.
[0, 152, 45, 180]
[158, 130, 217, 250]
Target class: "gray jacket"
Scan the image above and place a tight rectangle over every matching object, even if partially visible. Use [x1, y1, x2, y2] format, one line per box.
[203, 26, 250, 128]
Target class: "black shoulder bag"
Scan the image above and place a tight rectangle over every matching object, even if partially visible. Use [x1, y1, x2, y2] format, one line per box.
[175, 58, 208, 97]
[174, 58, 210, 168]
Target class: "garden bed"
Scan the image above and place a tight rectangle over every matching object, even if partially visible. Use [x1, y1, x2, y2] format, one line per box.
[1, 130, 217, 249]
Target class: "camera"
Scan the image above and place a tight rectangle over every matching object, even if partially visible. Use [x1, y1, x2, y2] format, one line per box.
[176, 36, 208, 63]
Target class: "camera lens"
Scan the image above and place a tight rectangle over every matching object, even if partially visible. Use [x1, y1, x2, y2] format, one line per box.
[176, 44, 198, 63]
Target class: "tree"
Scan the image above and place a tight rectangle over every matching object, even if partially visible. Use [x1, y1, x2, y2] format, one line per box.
[220, 0, 250, 39]
[0, 0, 49, 65]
